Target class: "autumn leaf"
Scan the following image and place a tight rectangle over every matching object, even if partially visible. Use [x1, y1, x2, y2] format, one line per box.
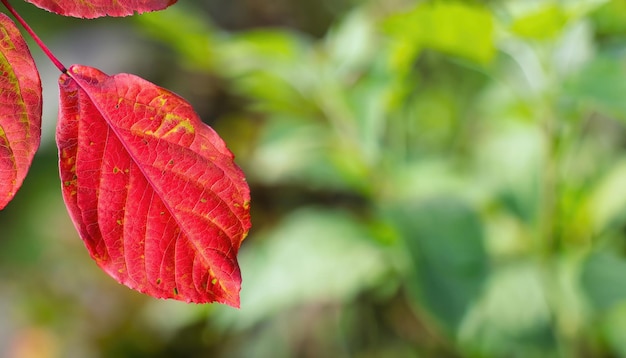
[57, 64, 251, 307]
[25, 0, 177, 18]
[0, 13, 41, 210]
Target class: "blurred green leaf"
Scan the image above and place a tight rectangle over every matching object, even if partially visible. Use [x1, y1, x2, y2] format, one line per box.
[601, 302, 626, 356]
[324, 9, 377, 78]
[218, 30, 311, 74]
[214, 208, 392, 329]
[510, 4, 569, 40]
[249, 116, 329, 184]
[383, 1, 495, 66]
[387, 197, 488, 332]
[587, 159, 626, 234]
[581, 251, 626, 311]
[565, 55, 626, 120]
[459, 262, 556, 356]
[248, 114, 375, 193]
[233, 71, 316, 115]
[134, 3, 216, 70]
[591, 0, 626, 35]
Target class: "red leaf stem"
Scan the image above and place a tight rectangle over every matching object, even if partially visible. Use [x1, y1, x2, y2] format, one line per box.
[1, 0, 66, 72]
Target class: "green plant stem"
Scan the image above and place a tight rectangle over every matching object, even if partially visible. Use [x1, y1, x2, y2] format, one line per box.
[1, 0, 67, 73]
[538, 105, 582, 357]
[540, 112, 559, 255]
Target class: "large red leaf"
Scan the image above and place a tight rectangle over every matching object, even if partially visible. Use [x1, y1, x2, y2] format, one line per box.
[0, 13, 41, 210]
[25, 0, 177, 18]
[57, 64, 251, 307]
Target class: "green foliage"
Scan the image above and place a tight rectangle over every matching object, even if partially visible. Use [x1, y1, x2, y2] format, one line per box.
[388, 197, 488, 333]
[384, 1, 495, 64]
[510, 4, 569, 40]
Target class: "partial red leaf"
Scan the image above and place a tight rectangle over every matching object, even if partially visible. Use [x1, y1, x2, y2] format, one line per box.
[25, 0, 177, 18]
[57, 64, 251, 307]
[0, 13, 41, 210]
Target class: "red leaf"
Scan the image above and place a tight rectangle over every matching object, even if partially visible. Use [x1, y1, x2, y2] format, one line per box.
[57, 64, 251, 306]
[0, 13, 41, 210]
[25, 0, 177, 18]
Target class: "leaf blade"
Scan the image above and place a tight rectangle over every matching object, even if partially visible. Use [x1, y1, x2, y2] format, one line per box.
[0, 13, 42, 210]
[57, 65, 250, 306]
[25, 0, 177, 18]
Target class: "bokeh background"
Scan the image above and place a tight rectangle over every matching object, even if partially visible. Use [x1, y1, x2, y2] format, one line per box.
[3, 0, 626, 356]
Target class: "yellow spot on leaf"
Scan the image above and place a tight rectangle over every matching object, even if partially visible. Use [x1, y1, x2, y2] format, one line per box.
[159, 116, 195, 138]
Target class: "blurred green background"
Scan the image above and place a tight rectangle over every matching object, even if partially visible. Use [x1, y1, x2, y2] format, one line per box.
[4, 0, 626, 356]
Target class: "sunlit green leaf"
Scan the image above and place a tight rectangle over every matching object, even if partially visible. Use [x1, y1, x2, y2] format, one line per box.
[510, 4, 569, 40]
[587, 159, 626, 233]
[383, 1, 495, 65]
[591, 0, 626, 35]
[601, 302, 626, 356]
[219, 30, 311, 72]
